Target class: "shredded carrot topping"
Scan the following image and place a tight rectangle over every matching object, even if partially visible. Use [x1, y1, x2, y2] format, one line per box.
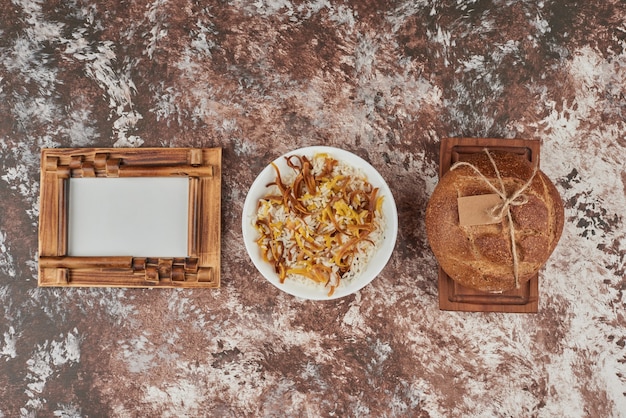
[255, 153, 384, 296]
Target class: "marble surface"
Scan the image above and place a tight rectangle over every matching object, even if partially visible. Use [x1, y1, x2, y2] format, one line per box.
[1, 0, 625, 416]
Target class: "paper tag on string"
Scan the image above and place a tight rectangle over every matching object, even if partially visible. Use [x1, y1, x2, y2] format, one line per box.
[457, 194, 502, 226]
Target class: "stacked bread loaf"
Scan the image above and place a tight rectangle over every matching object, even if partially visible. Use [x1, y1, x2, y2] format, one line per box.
[425, 151, 564, 292]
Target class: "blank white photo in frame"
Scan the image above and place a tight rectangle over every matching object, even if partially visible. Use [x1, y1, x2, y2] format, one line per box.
[67, 177, 189, 257]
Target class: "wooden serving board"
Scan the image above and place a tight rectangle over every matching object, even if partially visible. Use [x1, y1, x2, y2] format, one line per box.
[437, 138, 541, 313]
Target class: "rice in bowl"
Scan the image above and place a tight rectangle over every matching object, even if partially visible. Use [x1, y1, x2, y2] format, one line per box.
[254, 152, 386, 297]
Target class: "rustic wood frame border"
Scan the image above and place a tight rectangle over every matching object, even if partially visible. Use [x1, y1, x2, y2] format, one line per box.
[38, 148, 221, 288]
[437, 138, 540, 313]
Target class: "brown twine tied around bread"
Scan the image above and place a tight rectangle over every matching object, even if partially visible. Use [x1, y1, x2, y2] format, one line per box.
[450, 149, 539, 288]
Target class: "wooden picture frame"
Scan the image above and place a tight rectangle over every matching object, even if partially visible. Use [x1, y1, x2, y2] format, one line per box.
[38, 148, 221, 288]
[437, 138, 540, 313]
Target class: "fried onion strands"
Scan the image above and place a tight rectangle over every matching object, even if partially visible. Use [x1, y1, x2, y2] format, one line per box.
[255, 153, 384, 296]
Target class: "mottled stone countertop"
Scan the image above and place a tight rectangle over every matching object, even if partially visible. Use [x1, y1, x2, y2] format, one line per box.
[1, 1, 625, 417]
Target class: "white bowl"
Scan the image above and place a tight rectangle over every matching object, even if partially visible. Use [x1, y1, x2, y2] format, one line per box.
[241, 146, 398, 300]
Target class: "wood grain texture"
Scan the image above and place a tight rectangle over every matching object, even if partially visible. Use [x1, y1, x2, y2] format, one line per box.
[38, 148, 221, 288]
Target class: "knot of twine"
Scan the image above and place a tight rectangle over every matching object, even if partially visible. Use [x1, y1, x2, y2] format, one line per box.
[450, 149, 539, 288]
